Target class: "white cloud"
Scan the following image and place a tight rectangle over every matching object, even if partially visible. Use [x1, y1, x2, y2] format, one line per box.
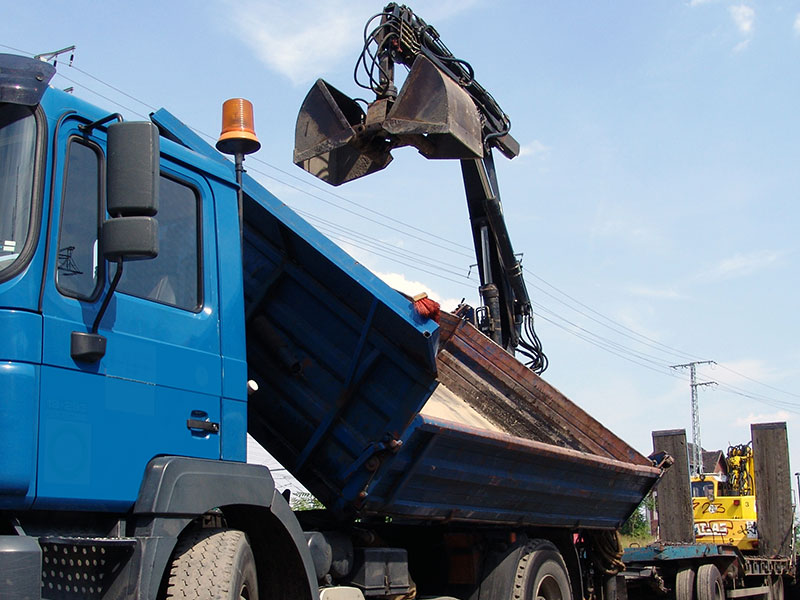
[730, 4, 755, 35]
[414, 0, 483, 22]
[794, 13, 800, 36]
[590, 216, 661, 246]
[518, 140, 550, 159]
[734, 410, 793, 426]
[218, 0, 373, 85]
[703, 250, 783, 280]
[688, 0, 717, 6]
[702, 358, 781, 385]
[218, 0, 484, 85]
[613, 306, 666, 344]
[733, 38, 751, 53]
[374, 271, 463, 312]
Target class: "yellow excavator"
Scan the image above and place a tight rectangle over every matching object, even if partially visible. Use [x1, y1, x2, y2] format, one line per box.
[690, 442, 758, 550]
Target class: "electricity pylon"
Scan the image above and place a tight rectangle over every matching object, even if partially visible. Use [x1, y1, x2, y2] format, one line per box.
[671, 361, 717, 475]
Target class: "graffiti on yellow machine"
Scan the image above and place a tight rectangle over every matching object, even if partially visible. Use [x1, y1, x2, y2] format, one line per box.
[694, 519, 757, 539]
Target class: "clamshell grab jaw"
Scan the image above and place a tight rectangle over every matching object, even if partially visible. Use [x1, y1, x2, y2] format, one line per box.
[293, 79, 393, 186]
[383, 55, 484, 160]
[293, 56, 486, 186]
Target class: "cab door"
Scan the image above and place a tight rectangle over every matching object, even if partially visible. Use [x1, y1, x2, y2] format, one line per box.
[38, 118, 222, 510]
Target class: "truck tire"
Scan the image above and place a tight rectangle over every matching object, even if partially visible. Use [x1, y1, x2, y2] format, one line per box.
[676, 567, 696, 600]
[696, 564, 723, 600]
[513, 539, 572, 600]
[767, 575, 784, 600]
[161, 528, 258, 600]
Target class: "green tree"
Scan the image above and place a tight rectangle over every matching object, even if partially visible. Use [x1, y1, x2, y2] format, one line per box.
[290, 491, 324, 511]
[620, 492, 654, 539]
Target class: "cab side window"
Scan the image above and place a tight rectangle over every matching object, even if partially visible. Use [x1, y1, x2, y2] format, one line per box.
[56, 139, 102, 300]
[117, 175, 201, 311]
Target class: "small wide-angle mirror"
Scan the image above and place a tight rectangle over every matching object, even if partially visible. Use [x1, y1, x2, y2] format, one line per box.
[102, 216, 158, 261]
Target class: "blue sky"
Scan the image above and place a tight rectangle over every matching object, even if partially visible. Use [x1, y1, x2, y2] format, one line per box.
[4, 1, 799, 485]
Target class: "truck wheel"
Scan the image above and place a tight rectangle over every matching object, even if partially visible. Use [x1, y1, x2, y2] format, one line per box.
[696, 564, 723, 600]
[162, 528, 258, 600]
[676, 567, 696, 600]
[767, 575, 784, 600]
[513, 539, 572, 600]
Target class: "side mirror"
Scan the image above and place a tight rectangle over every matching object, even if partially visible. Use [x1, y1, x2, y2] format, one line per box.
[72, 120, 160, 363]
[107, 121, 159, 217]
[705, 486, 715, 502]
[103, 120, 160, 261]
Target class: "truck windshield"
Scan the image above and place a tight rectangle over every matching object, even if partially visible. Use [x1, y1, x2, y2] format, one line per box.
[691, 481, 715, 499]
[0, 104, 37, 278]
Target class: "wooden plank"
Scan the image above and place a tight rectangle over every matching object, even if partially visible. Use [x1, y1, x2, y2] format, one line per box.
[437, 313, 649, 463]
[442, 330, 608, 449]
[752, 422, 793, 557]
[438, 346, 608, 455]
[652, 429, 694, 543]
[436, 354, 577, 448]
[441, 314, 646, 462]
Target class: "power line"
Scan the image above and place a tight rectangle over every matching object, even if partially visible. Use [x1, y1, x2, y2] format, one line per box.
[317, 227, 477, 289]
[0, 43, 34, 55]
[530, 298, 685, 370]
[296, 208, 476, 276]
[245, 162, 474, 260]
[69, 63, 158, 112]
[248, 157, 473, 253]
[713, 363, 800, 401]
[53, 71, 149, 118]
[535, 311, 689, 381]
[524, 266, 703, 363]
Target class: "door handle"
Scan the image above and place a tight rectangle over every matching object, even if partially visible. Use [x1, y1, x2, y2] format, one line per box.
[186, 419, 219, 433]
[187, 410, 219, 434]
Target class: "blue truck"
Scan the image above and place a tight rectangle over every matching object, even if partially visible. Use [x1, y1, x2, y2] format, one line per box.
[0, 44, 662, 600]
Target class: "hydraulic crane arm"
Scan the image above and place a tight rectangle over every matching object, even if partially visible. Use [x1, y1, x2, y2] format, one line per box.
[356, 3, 519, 159]
[293, 3, 547, 373]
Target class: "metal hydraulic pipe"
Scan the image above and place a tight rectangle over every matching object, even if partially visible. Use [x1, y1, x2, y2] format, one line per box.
[475, 154, 531, 313]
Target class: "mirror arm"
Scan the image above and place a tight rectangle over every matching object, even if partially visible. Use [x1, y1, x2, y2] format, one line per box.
[71, 258, 123, 363]
[91, 258, 124, 334]
[79, 112, 122, 134]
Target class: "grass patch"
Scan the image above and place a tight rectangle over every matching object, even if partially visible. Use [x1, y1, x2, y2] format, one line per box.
[619, 533, 655, 548]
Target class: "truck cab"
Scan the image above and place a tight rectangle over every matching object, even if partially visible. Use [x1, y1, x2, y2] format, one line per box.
[1, 64, 249, 515]
[690, 473, 758, 551]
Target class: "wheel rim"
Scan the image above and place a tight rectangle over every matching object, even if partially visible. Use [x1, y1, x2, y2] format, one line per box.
[536, 574, 565, 600]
